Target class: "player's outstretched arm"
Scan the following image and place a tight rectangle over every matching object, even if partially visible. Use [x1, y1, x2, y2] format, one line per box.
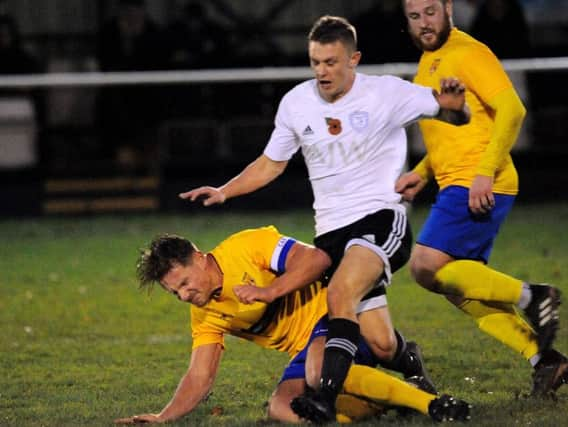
[179, 154, 288, 206]
[433, 77, 470, 126]
[114, 343, 223, 424]
[234, 242, 331, 304]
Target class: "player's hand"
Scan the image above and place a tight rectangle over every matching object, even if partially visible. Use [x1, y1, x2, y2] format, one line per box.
[234, 284, 274, 304]
[179, 186, 226, 206]
[114, 413, 162, 424]
[395, 171, 427, 202]
[469, 175, 495, 215]
[437, 77, 466, 110]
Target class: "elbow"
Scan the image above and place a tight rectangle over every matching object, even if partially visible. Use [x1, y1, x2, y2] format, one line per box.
[517, 103, 527, 122]
[509, 102, 527, 133]
[259, 154, 287, 176]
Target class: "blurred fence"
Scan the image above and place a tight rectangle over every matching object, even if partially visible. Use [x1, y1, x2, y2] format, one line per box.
[0, 58, 567, 216]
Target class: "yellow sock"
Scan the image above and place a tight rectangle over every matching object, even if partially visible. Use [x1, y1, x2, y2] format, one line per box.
[342, 365, 435, 416]
[336, 393, 384, 423]
[435, 260, 523, 303]
[459, 299, 538, 360]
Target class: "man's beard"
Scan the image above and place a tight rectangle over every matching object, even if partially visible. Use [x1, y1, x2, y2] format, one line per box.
[410, 14, 452, 52]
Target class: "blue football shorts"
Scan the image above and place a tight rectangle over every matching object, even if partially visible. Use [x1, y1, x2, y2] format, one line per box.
[417, 185, 515, 263]
[279, 315, 379, 383]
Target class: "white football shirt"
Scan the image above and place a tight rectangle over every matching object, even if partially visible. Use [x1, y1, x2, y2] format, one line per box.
[264, 73, 439, 236]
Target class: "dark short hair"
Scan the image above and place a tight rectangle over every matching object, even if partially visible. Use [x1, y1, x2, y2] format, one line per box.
[136, 234, 196, 290]
[308, 15, 357, 51]
[402, 0, 449, 10]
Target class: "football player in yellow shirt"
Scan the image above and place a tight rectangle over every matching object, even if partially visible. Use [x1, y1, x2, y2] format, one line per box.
[114, 226, 470, 424]
[397, 0, 566, 397]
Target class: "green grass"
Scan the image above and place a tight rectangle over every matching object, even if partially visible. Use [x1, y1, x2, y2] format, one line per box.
[1, 204, 567, 426]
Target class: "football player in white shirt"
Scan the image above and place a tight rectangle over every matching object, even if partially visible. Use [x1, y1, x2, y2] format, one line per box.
[181, 15, 469, 423]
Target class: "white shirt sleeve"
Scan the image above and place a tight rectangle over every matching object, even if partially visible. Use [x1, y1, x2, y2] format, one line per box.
[385, 76, 440, 128]
[263, 95, 300, 161]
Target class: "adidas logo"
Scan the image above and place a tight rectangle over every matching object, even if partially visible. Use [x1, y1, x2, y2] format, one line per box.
[363, 234, 376, 244]
[302, 125, 314, 136]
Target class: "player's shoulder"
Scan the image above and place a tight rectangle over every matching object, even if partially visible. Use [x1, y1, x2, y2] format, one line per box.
[220, 226, 281, 247]
[449, 28, 495, 58]
[358, 72, 414, 93]
[282, 79, 318, 103]
[284, 79, 317, 98]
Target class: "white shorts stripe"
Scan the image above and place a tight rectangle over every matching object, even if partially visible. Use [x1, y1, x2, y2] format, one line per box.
[383, 210, 406, 256]
[356, 295, 388, 313]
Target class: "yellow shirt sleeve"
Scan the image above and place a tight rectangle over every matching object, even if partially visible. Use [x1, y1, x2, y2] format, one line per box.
[458, 46, 525, 176]
[191, 307, 227, 349]
[477, 88, 526, 176]
[413, 155, 433, 181]
[459, 46, 512, 102]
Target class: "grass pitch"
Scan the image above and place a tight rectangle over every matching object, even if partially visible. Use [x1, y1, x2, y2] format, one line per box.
[1, 204, 567, 426]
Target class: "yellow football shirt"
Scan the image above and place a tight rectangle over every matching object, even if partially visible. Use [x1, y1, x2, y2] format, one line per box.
[414, 28, 518, 194]
[190, 226, 328, 358]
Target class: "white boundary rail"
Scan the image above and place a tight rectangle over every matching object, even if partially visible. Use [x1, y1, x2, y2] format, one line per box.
[0, 57, 567, 88]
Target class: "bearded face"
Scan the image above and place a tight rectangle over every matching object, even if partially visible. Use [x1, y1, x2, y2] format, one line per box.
[404, 0, 453, 51]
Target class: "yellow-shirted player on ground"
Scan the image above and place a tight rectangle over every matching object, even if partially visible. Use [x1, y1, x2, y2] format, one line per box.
[114, 226, 470, 424]
[397, 0, 567, 397]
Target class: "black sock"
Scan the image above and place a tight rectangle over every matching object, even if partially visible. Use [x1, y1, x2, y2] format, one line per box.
[319, 318, 360, 404]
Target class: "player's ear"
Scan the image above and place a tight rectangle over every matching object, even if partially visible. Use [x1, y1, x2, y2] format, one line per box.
[445, 0, 454, 21]
[349, 51, 361, 68]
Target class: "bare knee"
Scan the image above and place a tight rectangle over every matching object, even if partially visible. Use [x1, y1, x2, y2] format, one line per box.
[409, 256, 437, 290]
[409, 247, 453, 292]
[327, 283, 359, 319]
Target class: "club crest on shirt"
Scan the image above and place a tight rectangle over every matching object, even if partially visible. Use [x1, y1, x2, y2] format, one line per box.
[429, 58, 441, 75]
[325, 117, 342, 135]
[349, 111, 369, 132]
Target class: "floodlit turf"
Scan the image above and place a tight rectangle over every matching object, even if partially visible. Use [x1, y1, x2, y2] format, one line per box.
[1, 204, 567, 426]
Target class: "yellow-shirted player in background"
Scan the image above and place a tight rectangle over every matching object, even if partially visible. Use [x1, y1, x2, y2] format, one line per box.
[114, 226, 470, 424]
[397, 0, 567, 397]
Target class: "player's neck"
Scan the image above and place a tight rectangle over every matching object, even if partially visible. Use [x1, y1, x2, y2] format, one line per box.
[207, 253, 224, 291]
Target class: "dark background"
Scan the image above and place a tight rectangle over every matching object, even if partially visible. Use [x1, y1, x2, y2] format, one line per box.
[0, 0, 567, 216]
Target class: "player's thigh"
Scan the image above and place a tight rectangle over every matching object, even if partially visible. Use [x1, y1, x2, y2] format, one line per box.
[358, 306, 397, 359]
[327, 244, 385, 311]
[267, 378, 305, 422]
